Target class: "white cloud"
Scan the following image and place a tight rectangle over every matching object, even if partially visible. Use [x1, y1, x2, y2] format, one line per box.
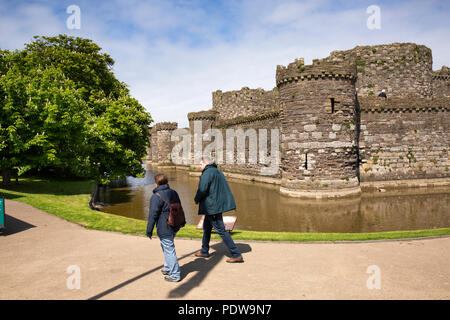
[263, 0, 326, 24]
[0, 3, 64, 49]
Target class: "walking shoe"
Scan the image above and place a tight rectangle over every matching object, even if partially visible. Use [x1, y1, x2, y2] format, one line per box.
[194, 252, 209, 258]
[164, 276, 180, 282]
[226, 256, 244, 263]
[161, 269, 170, 275]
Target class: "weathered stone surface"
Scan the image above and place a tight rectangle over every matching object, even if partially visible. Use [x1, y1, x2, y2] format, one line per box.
[147, 122, 178, 164]
[329, 43, 433, 98]
[432, 66, 450, 98]
[277, 59, 359, 191]
[212, 87, 280, 120]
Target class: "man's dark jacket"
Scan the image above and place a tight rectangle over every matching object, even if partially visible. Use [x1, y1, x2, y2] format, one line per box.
[194, 163, 236, 215]
[146, 184, 181, 238]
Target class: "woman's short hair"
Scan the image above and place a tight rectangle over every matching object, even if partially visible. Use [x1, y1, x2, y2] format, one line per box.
[154, 173, 168, 186]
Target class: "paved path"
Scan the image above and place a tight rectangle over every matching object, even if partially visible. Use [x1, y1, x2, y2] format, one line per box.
[0, 200, 449, 300]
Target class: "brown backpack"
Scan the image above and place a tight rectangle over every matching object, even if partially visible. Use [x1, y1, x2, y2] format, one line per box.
[156, 193, 186, 228]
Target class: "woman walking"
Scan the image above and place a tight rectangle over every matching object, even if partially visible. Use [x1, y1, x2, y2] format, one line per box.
[146, 173, 182, 282]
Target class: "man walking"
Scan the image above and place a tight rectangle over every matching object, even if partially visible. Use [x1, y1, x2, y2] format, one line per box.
[194, 158, 244, 263]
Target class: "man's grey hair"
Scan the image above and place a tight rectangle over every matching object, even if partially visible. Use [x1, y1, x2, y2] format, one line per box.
[202, 156, 215, 164]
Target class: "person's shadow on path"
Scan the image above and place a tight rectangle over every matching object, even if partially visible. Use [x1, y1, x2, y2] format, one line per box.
[88, 241, 252, 300]
[168, 242, 252, 298]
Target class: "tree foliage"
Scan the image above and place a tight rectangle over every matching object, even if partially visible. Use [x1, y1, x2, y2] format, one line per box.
[0, 35, 152, 184]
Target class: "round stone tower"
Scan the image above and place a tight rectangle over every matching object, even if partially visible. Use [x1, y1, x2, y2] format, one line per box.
[152, 122, 178, 165]
[276, 57, 361, 198]
[187, 110, 218, 166]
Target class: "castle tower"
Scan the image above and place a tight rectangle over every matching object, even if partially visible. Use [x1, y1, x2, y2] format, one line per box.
[276, 57, 361, 198]
[152, 122, 178, 164]
[433, 66, 450, 98]
[145, 127, 153, 161]
[328, 43, 433, 98]
[149, 126, 158, 162]
[187, 110, 218, 166]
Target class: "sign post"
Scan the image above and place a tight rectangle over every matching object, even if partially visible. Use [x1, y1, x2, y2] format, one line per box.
[0, 197, 5, 230]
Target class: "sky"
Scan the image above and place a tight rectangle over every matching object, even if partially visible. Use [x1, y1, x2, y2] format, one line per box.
[1, 0, 449, 127]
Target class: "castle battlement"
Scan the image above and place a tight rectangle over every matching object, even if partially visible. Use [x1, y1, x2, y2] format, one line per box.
[328, 42, 433, 98]
[152, 122, 178, 132]
[433, 66, 450, 80]
[358, 96, 450, 113]
[276, 57, 356, 86]
[212, 87, 279, 120]
[187, 110, 218, 121]
[215, 109, 280, 128]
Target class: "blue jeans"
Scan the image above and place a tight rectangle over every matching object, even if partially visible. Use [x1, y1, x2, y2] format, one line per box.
[201, 213, 241, 258]
[160, 234, 180, 280]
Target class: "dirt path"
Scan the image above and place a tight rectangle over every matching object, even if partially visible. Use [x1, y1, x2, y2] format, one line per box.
[0, 200, 449, 300]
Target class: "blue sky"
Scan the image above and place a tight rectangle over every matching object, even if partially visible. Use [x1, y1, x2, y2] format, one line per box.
[1, 0, 449, 127]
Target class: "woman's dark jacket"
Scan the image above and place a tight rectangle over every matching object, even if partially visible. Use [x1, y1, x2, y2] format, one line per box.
[194, 163, 236, 215]
[146, 184, 181, 238]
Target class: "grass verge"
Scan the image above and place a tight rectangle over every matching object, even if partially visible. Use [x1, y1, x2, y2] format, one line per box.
[1, 178, 449, 242]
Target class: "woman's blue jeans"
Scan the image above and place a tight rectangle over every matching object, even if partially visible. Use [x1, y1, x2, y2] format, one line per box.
[160, 234, 181, 281]
[201, 213, 241, 258]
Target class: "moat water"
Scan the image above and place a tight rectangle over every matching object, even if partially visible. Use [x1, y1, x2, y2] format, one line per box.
[97, 165, 450, 233]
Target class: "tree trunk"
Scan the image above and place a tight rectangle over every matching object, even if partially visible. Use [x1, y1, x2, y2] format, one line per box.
[1, 168, 11, 186]
[89, 184, 100, 211]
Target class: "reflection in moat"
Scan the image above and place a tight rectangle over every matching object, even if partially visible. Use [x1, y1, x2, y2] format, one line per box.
[96, 165, 450, 233]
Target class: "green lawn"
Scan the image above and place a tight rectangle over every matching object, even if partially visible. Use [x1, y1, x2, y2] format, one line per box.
[1, 178, 449, 242]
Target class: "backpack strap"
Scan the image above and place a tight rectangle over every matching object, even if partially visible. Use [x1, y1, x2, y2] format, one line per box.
[155, 192, 169, 205]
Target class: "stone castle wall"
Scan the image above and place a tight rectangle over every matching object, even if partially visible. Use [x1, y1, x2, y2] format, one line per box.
[149, 129, 158, 161]
[147, 42, 450, 197]
[186, 109, 281, 176]
[328, 43, 433, 98]
[188, 111, 217, 166]
[148, 122, 178, 164]
[215, 112, 281, 177]
[212, 87, 279, 120]
[358, 97, 450, 181]
[432, 66, 450, 97]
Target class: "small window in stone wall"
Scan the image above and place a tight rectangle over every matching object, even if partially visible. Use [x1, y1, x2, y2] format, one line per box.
[305, 152, 308, 170]
[330, 98, 335, 113]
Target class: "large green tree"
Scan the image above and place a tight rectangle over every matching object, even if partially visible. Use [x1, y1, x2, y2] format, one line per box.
[0, 35, 152, 185]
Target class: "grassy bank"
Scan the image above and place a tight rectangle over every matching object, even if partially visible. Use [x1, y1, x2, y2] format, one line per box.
[1, 178, 449, 242]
